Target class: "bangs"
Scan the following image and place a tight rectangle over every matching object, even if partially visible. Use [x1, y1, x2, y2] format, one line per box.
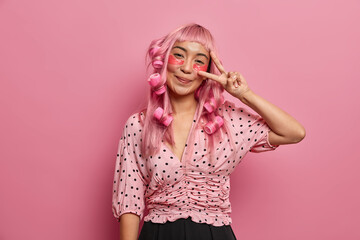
[175, 25, 215, 52]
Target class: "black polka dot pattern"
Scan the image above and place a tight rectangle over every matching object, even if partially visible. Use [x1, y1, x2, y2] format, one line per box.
[112, 100, 278, 227]
[222, 100, 279, 153]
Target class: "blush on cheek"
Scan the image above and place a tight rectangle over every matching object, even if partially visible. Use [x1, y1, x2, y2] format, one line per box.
[193, 64, 208, 72]
[168, 55, 184, 65]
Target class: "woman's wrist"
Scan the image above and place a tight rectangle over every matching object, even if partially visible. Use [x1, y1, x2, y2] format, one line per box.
[237, 89, 255, 105]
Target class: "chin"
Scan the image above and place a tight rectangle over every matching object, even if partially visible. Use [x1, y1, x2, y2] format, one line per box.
[169, 86, 194, 96]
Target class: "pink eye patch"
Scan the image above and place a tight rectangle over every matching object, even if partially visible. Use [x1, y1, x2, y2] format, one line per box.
[168, 55, 184, 65]
[193, 64, 208, 72]
[168, 55, 208, 71]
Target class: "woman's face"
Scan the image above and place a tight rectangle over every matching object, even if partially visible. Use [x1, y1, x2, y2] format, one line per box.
[166, 40, 210, 97]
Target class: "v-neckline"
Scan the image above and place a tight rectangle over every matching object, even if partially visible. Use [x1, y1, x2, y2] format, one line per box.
[162, 103, 199, 165]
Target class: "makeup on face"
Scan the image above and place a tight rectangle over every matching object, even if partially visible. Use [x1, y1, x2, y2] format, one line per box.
[168, 54, 208, 72]
[193, 64, 208, 72]
[168, 55, 184, 65]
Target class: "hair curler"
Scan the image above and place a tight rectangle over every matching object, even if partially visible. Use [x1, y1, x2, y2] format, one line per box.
[152, 60, 163, 69]
[150, 46, 163, 69]
[152, 54, 164, 69]
[203, 95, 224, 113]
[204, 97, 216, 113]
[149, 46, 160, 58]
[153, 107, 173, 127]
[147, 73, 166, 95]
[153, 85, 166, 95]
[204, 116, 224, 134]
[148, 73, 161, 86]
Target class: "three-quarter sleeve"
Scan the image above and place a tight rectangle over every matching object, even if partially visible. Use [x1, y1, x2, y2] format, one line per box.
[112, 116, 147, 222]
[222, 100, 279, 153]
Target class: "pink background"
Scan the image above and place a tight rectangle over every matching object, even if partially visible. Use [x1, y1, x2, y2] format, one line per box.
[1, 0, 359, 239]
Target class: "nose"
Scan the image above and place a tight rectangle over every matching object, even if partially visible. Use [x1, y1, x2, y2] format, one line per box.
[180, 58, 193, 74]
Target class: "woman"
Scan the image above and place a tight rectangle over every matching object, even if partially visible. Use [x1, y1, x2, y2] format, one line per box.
[112, 23, 305, 240]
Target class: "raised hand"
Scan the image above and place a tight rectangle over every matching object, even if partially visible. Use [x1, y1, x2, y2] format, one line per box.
[197, 51, 252, 100]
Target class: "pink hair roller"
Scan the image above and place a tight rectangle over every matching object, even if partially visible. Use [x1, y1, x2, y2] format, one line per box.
[154, 85, 166, 95]
[147, 73, 166, 95]
[204, 95, 225, 112]
[204, 97, 216, 113]
[152, 60, 163, 69]
[150, 46, 163, 69]
[153, 107, 173, 127]
[153, 107, 163, 120]
[149, 46, 160, 57]
[148, 73, 161, 87]
[204, 116, 224, 134]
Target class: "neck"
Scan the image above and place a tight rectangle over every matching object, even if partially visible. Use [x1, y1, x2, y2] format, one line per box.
[168, 92, 197, 117]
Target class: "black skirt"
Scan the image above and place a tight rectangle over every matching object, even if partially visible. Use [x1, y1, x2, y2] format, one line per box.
[138, 217, 237, 240]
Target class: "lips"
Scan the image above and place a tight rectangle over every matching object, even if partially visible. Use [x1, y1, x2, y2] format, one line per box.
[176, 76, 192, 84]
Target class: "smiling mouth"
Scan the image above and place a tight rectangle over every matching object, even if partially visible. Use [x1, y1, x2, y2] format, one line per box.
[176, 76, 192, 84]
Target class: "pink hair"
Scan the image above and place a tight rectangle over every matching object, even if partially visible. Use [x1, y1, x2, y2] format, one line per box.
[137, 23, 236, 164]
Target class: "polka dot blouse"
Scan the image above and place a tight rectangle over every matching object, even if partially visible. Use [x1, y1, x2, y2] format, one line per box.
[112, 100, 279, 226]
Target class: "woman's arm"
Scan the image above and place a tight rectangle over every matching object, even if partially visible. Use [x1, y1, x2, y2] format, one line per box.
[197, 51, 305, 146]
[238, 89, 306, 146]
[119, 213, 140, 240]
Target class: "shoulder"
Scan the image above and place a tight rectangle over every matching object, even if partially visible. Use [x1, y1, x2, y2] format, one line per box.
[220, 100, 236, 111]
[218, 100, 240, 116]
[218, 100, 260, 124]
[124, 111, 145, 130]
[220, 99, 254, 114]
[121, 111, 145, 140]
[125, 112, 142, 124]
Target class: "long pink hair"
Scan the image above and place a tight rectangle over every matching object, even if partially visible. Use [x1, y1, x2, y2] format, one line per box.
[138, 23, 236, 164]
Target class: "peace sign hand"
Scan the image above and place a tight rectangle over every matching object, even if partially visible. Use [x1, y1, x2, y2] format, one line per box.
[197, 51, 252, 100]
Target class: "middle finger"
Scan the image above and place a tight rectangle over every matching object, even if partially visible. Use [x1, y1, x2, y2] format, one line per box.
[210, 51, 227, 75]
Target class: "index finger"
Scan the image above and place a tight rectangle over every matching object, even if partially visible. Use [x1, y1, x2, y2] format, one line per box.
[197, 71, 221, 83]
[210, 51, 227, 75]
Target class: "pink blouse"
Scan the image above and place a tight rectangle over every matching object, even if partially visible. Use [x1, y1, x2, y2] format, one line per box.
[112, 100, 279, 226]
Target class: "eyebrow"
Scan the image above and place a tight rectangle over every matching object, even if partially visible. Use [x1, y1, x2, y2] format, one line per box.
[172, 46, 209, 60]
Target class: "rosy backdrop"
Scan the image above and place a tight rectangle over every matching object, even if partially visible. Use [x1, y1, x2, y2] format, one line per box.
[1, 0, 359, 239]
